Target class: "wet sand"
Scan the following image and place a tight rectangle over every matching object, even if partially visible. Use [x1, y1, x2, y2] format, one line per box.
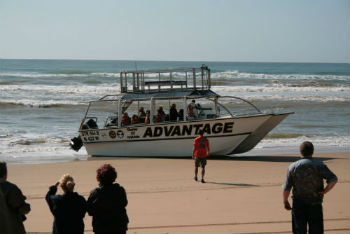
[7, 153, 349, 233]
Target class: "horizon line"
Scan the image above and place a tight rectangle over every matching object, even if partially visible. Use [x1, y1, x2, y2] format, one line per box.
[0, 57, 349, 65]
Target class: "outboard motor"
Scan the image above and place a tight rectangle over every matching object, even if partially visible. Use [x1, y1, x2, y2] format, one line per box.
[70, 135, 83, 152]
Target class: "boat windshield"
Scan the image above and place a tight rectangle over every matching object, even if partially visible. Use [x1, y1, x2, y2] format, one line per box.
[80, 95, 263, 130]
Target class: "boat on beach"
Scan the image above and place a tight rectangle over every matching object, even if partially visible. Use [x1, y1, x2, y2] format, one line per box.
[70, 65, 292, 157]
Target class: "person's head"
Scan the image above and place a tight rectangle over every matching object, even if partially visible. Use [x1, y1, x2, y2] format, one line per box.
[300, 141, 314, 158]
[192, 100, 195, 103]
[199, 130, 204, 136]
[0, 161, 7, 180]
[171, 103, 176, 109]
[139, 107, 144, 112]
[59, 174, 75, 193]
[96, 164, 117, 186]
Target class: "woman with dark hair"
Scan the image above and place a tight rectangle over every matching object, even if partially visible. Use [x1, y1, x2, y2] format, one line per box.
[87, 164, 129, 234]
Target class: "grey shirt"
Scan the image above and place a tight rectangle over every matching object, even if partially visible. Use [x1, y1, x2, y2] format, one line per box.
[282, 158, 337, 204]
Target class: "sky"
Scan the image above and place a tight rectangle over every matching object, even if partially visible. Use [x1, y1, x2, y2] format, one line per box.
[0, 0, 349, 63]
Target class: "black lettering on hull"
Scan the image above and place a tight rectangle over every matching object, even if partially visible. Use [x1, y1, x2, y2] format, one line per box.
[142, 121, 234, 138]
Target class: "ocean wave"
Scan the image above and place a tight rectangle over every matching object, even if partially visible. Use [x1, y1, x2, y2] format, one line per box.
[0, 100, 87, 108]
[213, 84, 350, 93]
[0, 72, 120, 79]
[211, 85, 350, 102]
[15, 138, 47, 145]
[0, 83, 120, 94]
[257, 135, 350, 149]
[265, 133, 306, 139]
[211, 70, 350, 82]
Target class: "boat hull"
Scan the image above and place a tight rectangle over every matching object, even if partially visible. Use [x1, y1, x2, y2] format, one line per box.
[81, 113, 290, 157]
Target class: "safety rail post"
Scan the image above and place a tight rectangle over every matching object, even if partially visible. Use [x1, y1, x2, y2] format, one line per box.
[193, 68, 196, 90]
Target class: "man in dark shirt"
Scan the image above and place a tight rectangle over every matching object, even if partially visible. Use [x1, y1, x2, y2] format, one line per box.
[282, 141, 338, 234]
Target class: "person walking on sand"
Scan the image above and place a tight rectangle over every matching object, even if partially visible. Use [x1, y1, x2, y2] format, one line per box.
[192, 130, 210, 183]
[282, 141, 338, 234]
[0, 161, 31, 234]
[46, 174, 86, 234]
[87, 164, 129, 234]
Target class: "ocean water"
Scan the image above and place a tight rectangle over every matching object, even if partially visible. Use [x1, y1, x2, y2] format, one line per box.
[0, 59, 349, 164]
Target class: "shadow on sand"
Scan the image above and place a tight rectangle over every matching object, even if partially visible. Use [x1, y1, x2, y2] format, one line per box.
[88, 155, 338, 163]
[204, 181, 258, 187]
[210, 155, 338, 163]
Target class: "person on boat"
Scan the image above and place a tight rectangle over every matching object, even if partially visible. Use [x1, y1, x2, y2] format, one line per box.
[178, 109, 184, 121]
[169, 103, 179, 122]
[192, 130, 210, 183]
[45, 174, 86, 234]
[0, 161, 31, 234]
[144, 110, 151, 124]
[131, 115, 139, 124]
[87, 164, 129, 234]
[282, 141, 338, 234]
[121, 112, 131, 126]
[188, 100, 198, 119]
[155, 106, 166, 122]
[138, 107, 146, 123]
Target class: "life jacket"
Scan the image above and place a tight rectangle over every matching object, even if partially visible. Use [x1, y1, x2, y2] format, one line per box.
[132, 115, 139, 124]
[121, 115, 130, 125]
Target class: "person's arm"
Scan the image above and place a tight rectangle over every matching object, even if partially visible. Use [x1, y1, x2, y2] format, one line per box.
[282, 166, 293, 211]
[206, 139, 210, 157]
[319, 179, 337, 195]
[7, 184, 31, 215]
[78, 196, 87, 219]
[120, 186, 128, 207]
[86, 189, 97, 216]
[283, 190, 292, 210]
[45, 182, 59, 214]
[192, 139, 196, 159]
[319, 164, 338, 195]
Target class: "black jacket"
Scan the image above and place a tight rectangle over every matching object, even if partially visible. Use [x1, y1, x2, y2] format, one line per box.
[87, 183, 129, 233]
[45, 186, 86, 234]
[169, 108, 179, 121]
[0, 180, 31, 234]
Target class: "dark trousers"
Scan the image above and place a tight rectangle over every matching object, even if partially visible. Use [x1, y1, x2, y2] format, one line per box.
[292, 199, 324, 234]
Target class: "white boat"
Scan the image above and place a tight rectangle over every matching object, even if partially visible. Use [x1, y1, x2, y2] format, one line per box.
[70, 65, 292, 157]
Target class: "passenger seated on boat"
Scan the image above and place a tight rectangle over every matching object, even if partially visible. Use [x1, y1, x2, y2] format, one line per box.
[121, 112, 131, 126]
[157, 106, 166, 122]
[144, 110, 151, 124]
[154, 113, 163, 123]
[131, 115, 139, 124]
[178, 109, 184, 121]
[169, 104, 179, 122]
[138, 107, 146, 123]
[188, 100, 198, 119]
[86, 119, 98, 129]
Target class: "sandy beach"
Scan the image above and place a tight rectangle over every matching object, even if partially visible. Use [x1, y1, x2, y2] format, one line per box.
[7, 153, 349, 233]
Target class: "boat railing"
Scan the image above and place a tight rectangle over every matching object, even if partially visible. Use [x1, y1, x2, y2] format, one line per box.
[120, 64, 211, 94]
[219, 96, 262, 114]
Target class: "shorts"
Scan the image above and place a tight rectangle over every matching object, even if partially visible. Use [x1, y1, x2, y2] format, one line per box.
[195, 157, 207, 168]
